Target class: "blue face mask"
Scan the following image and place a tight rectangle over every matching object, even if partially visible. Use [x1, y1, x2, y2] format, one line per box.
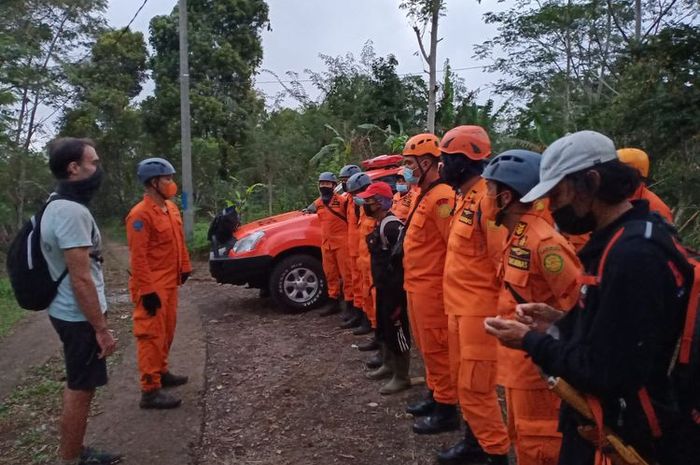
[396, 183, 408, 193]
[353, 196, 365, 206]
[403, 166, 419, 185]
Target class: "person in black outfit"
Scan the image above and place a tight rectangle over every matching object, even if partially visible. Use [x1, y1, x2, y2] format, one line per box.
[357, 181, 412, 395]
[484, 130, 700, 464]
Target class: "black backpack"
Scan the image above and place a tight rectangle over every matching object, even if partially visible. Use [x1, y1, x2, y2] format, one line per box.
[207, 205, 240, 257]
[6, 196, 68, 310]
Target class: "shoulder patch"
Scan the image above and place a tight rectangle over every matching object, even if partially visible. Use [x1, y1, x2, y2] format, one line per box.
[543, 253, 564, 274]
[436, 198, 452, 218]
[132, 219, 144, 232]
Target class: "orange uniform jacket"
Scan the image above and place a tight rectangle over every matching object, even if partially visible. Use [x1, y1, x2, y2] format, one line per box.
[496, 213, 581, 388]
[357, 209, 377, 324]
[126, 195, 192, 295]
[402, 183, 455, 298]
[314, 193, 349, 249]
[391, 188, 416, 222]
[443, 179, 506, 325]
[632, 184, 673, 223]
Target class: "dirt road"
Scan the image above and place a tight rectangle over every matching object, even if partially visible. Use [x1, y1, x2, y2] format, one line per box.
[1, 248, 463, 464]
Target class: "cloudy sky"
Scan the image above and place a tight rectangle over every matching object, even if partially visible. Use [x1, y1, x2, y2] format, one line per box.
[107, 0, 511, 105]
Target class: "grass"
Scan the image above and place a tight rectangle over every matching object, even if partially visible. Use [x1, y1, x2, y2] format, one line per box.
[0, 278, 24, 340]
[0, 357, 65, 464]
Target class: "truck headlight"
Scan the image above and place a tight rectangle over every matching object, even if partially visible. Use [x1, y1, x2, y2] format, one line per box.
[232, 231, 265, 253]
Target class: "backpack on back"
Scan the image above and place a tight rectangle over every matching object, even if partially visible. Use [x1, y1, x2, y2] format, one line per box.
[207, 205, 240, 257]
[6, 197, 68, 311]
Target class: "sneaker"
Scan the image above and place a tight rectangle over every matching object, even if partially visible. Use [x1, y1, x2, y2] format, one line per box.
[140, 389, 182, 409]
[80, 446, 122, 465]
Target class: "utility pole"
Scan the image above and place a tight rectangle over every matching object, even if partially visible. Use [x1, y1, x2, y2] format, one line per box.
[179, 0, 194, 241]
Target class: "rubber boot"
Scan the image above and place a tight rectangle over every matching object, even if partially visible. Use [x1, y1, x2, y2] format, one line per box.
[380, 350, 411, 395]
[319, 298, 341, 317]
[339, 300, 354, 321]
[352, 313, 372, 336]
[437, 423, 486, 464]
[406, 390, 436, 416]
[412, 402, 460, 434]
[139, 389, 182, 409]
[339, 307, 362, 329]
[366, 344, 393, 380]
[358, 336, 379, 352]
[365, 351, 383, 369]
[161, 371, 188, 387]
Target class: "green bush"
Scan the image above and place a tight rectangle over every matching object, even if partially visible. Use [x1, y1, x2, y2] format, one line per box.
[0, 277, 24, 339]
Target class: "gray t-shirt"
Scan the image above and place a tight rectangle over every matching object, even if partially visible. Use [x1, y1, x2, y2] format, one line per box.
[40, 198, 107, 322]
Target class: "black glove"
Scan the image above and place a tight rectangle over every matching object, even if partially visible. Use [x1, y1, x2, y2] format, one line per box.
[141, 292, 161, 317]
[181, 272, 191, 284]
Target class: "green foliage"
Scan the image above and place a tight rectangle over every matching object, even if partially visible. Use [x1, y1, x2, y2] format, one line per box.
[0, 277, 23, 340]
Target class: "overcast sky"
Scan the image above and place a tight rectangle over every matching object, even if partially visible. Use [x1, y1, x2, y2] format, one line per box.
[106, 0, 511, 106]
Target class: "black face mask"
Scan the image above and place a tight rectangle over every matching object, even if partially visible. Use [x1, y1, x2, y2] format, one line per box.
[439, 154, 483, 189]
[362, 203, 379, 217]
[319, 187, 334, 204]
[553, 204, 597, 235]
[56, 167, 104, 205]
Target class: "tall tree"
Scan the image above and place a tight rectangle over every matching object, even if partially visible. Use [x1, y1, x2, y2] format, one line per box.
[142, 0, 270, 179]
[0, 0, 106, 227]
[59, 28, 148, 218]
[400, 0, 446, 133]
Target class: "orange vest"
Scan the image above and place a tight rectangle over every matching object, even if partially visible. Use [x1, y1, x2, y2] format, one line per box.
[126, 195, 192, 295]
[403, 183, 455, 295]
[496, 212, 582, 388]
[314, 193, 348, 250]
[632, 184, 673, 224]
[443, 178, 506, 317]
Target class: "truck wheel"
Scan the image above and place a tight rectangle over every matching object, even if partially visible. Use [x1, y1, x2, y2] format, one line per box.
[269, 254, 327, 313]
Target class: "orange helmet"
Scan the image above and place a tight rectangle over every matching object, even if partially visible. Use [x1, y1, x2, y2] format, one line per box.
[439, 125, 491, 160]
[617, 148, 649, 178]
[403, 133, 441, 157]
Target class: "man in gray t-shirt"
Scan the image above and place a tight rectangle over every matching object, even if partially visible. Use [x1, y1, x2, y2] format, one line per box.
[41, 199, 107, 322]
[42, 137, 120, 465]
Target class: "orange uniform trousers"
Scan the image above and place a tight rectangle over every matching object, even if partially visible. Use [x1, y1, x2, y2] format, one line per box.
[133, 286, 178, 392]
[407, 291, 457, 404]
[448, 314, 510, 455]
[505, 387, 562, 465]
[321, 245, 350, 300]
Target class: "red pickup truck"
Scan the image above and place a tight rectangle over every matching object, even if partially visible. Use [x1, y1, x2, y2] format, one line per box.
[210, 155, 403, 312]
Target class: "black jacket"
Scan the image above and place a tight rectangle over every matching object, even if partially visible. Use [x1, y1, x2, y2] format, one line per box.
[522, 201, 695, 464]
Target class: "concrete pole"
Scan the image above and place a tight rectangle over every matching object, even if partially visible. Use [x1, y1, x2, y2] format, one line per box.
[179, 0, 194, 241]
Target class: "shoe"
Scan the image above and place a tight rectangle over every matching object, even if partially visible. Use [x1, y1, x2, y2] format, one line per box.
[139, 389, 182, 409]
[161, 371, 188, 387]
[358, 337, 378, 352]
[365, 352, 383, 369]
[380, 351, 411, 395]
[339, 307, 362, 329]
[80, 446, 122, 464]
[406, 390, 436, 416]
[412, 402, 460, 434]
[437, 424, 485, 464]
[319, 299, 341, 317]
[352, 314, 372, 336]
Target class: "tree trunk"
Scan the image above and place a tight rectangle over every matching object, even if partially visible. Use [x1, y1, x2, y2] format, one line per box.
[564, 0, 572, 132]
[426, 3, 440, 133]
[267, 173, 273, 216]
